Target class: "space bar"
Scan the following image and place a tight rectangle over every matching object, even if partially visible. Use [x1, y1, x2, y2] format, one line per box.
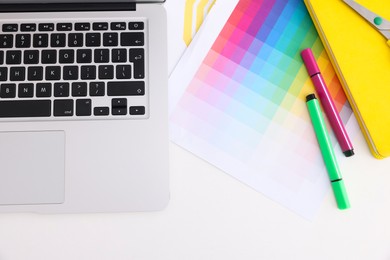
[0, 100, 51, 118]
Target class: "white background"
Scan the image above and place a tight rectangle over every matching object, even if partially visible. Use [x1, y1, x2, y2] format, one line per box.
[1, 116, 390, 260]
[1, 1, 390, 259]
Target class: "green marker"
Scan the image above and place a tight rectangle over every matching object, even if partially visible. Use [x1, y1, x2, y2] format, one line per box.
[306, 94, 350, 210]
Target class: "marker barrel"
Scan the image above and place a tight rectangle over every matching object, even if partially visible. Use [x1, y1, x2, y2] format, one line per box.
[306, 94, 350, 210]
[301, 48, 354, 157]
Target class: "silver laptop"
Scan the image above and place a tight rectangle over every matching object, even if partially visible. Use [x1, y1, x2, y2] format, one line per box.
[0, 0, 169, 213]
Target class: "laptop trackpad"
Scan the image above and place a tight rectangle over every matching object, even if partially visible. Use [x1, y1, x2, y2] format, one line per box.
[0, 131, 65, 205]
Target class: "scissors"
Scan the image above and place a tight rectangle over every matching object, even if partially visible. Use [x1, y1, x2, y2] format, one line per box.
[342, 0, 390, 46]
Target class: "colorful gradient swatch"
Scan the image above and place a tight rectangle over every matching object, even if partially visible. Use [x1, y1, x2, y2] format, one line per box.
[170, 0, 353, 218]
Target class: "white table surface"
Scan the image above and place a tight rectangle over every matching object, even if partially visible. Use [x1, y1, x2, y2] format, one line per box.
[2, 115, 390, 260]
[1, 2, 390, 260]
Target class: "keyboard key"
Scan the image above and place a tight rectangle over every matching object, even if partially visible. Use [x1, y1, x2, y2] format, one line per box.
[116, 65, 131, 79]
[129, 48, 145, 79]
[21, 24, 36, 32]
[103, 33, 118, 46]
[81, 66, 96, 80]
[54, 99, 73, 117]
[72, 82, 87, 97]
[0, 35, 13, 48]
[86, 33, 100, 47]
[129, 48, 144, 62]
[107, 81, 145, 96]
[112, 107, 127, 116]
[68, 33, 83, 47]
[130, 106, 145, 115]
[2, 24, 18, 32]
[18, 83, 34, 98]
[129, 22, 144, 30]
[39, 23, 54, 31]
[93, 22, 108, 31]
[0, 51, 3, 64]
[54, 82, 70, 97]
[42, 50, 57, 64]
[112, 98, 127, 108]
[33, 34, 49, 48]
[15, 34, 31, 48]
[28, 66, 43, 81]
[75, 23, 90, 31]
[94, 49, 109, 63]
[0, 84, 16, 98]
[98, 65, 114, 79]
[36, 83, 52, 97]
[121, 32, 144, 46]
[59, 49, 74, 63]
[77, 49, 92, 63]
[51, 33, 66, 48]
[0, 100, 51, 117]
[10, 67, 26, 81]
[112, 49, 127, 63]
[111, 22, 126, 30]
[6, 51, 22, 64]
[89, 82, 105, 96]
[46, 66, 61, 80]
[76, 99, 92, 116]
[24, 50, 39, 64]
[57, 23, 72, 31]
[94, 106, 109, 116]
[0, 67, 7, 81]
[63, 66, 78, 80]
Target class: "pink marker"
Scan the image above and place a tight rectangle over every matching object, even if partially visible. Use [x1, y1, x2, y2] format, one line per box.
[301, 48, 354, 157]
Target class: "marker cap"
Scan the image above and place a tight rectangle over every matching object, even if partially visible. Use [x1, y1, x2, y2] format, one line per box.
[301, 48, 320, 76]
[344, 149, 355, 157]
[331, 180, 351, 210]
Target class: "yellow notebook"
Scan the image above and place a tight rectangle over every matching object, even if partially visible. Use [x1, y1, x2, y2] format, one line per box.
[304, 0, 390, 159]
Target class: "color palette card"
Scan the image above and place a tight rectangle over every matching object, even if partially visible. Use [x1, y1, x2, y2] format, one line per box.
[169, 0, 354, 219]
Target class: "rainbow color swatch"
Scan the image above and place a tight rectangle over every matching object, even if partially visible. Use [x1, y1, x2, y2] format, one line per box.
[170, 0, 353, 218]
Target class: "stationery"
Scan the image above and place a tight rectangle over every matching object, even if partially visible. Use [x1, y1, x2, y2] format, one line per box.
[304, 0, 390, 159]
[165, 0, 215, 74]
[183, 0, 216, 46]
[169, 0, 355, 219]
[342, 0, 390, 47]
[306, 94, 350, 210]
[301, 48, 354, 157]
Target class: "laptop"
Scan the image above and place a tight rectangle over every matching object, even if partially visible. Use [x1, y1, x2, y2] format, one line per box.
[0, 0, 169, 213]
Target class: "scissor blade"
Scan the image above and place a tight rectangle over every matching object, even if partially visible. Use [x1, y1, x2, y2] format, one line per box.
[342, 0, 390, 39]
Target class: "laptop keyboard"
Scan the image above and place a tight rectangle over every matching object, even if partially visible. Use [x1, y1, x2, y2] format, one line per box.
[0, 19, 148, 120]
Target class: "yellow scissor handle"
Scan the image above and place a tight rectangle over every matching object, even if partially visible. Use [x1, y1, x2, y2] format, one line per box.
[387, 40, 390, 47]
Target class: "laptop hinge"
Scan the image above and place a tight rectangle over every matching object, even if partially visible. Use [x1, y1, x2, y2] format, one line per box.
[0, 3, 136, 13]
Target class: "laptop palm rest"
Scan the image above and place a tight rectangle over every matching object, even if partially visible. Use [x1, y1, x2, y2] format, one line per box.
[0, 131, 65, 205]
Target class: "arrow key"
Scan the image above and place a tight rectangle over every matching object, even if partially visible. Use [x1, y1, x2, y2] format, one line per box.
[112, 107, 127, 116]
[130, 106, 145, 115]
[112, 98, 127, 108]
[94, 106, 109, 116]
